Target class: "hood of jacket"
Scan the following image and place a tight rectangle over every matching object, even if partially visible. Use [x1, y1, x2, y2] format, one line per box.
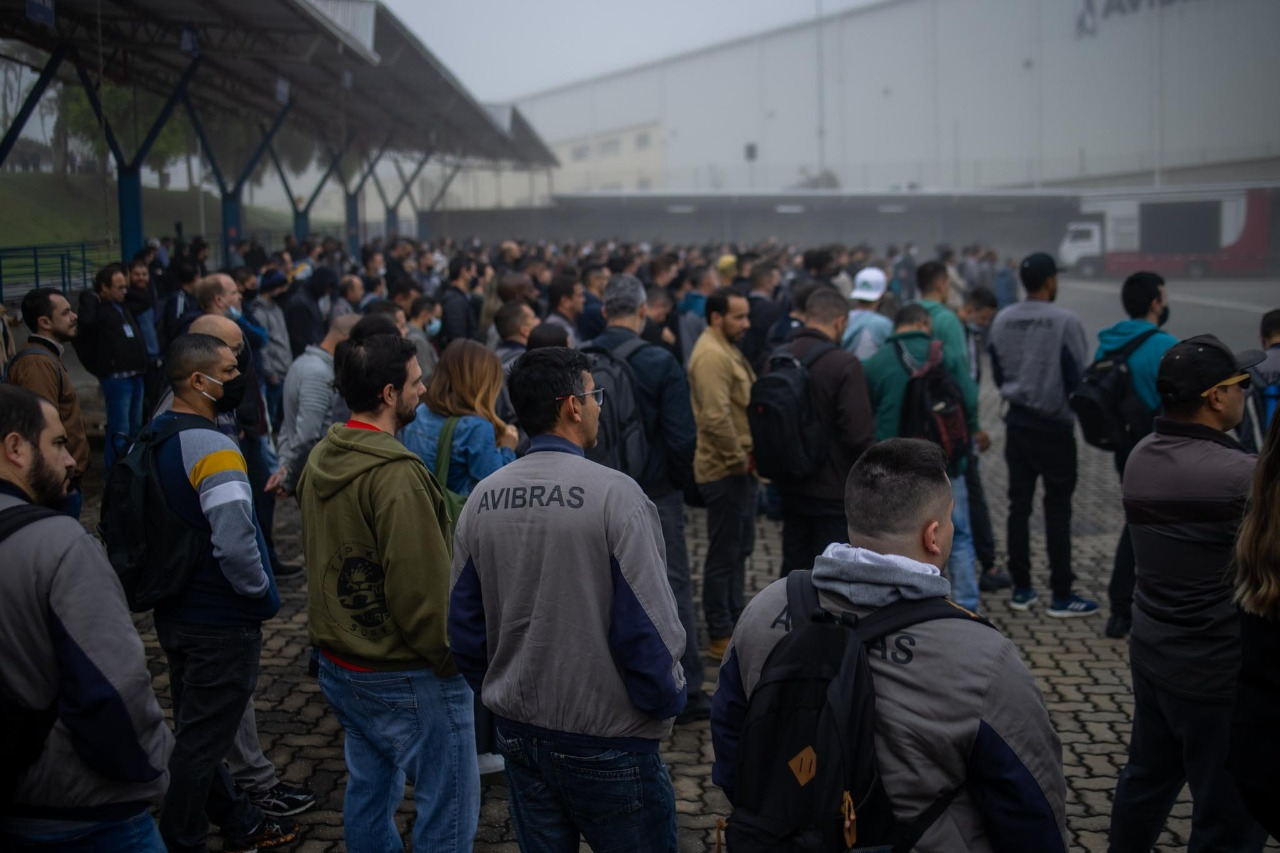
[811, 543, 952, 608]
[304, 423, 425, 500]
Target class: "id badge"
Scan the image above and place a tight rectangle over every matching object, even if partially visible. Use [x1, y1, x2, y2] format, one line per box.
[123, 323, 136, 338]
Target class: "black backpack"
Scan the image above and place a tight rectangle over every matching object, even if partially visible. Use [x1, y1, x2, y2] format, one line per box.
[99, 417, 209, 612]
[0, 504, 62, 809]
[748, 343, 838, 481]
[897, 339, 970, 468]
[581, 338, 654, 479]
[727, 571, 990, 852]
[1069, 329, 1160, 451]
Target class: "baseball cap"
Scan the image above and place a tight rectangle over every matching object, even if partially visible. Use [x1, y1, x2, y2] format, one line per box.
[851, 267, 887, 301]
[1155, 334, 1265, 407]
[1019, 252, 1060, 290]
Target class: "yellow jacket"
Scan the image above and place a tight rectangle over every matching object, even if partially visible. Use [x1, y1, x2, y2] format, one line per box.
[688, 327, 756, 483]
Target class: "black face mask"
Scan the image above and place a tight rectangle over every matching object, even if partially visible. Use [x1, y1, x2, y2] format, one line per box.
[201, 372, 248, 413]
[1158, 305, 1170, 327]
[243, 288, 259, 302]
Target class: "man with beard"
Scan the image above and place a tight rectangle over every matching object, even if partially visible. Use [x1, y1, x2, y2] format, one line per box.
[0, 386, 173, 851]
[8, 288, 90, 518]
[297, 333, 478, 852]
[147, 334, 290, 852]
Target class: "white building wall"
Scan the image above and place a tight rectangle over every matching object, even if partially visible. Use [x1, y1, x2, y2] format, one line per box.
[500, 0, 1280, 197]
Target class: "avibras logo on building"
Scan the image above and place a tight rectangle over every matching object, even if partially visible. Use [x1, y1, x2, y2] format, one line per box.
[1077, 0, 1204, 39]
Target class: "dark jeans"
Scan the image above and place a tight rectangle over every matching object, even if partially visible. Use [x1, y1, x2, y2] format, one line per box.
[964, 455, 996, 571]
[1004, 426, 1077, 599]
[653, 490, 703, 693]
[778, 493, 846, 578]
[699, 474, 757, 640]
[497, 729, 677, 853]
[156, 620, 264, 852]
[1109, 669, 1267, 853]
[1108, 446, 1136, 619]
[240, 434, 279, 568]
[263, 380, 284, 435]
[1, 809, 165, 852]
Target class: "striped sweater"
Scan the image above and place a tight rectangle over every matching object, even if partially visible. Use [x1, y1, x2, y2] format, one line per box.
[151, 411, 280, 625]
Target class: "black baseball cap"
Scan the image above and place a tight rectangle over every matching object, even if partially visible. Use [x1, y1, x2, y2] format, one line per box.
[1155, 334, 1265, 407]
[1019, 252, 1061, 290]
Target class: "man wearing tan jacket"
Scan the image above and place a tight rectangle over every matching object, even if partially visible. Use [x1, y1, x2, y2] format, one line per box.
[7, 288, 89, 518]
[688, 288, 756, 659]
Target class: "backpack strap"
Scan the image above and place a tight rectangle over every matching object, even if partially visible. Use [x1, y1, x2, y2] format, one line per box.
[612, 336, 652, 362]
[4, 347, 65, 400]
[435, 416, 459, 486]
[851, 595, 993, 644]
[1103, 328, 1160, 362]
[797, 341, 838, 369]
[0, 504, 62, 544]
[785, 569, 824, 627]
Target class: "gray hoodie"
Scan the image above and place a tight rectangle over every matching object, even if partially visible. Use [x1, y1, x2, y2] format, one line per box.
[712, 544, 1067, 853]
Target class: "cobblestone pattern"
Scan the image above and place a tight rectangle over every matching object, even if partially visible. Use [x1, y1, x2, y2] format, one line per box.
[79, 376, 1276, 851]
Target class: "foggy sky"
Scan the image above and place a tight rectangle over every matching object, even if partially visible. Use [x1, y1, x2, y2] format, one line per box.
[385, 0, 877, 103]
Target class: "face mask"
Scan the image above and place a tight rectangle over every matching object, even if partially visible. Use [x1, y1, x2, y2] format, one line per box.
[375, 266, 387, 277]
[198, 372, 247, 413]
[426, 318, 442, 338]
[243, 288, 259, 302]
[1158, 305, 1170, 327]
[227, 305, 243, 321]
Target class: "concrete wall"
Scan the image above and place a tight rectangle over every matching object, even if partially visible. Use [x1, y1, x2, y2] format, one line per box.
[506, 0, 1280, 195]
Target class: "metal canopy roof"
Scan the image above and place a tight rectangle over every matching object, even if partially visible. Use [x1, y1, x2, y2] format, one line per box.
[485, 104, 559, 169]
[0, 0, 547, 168]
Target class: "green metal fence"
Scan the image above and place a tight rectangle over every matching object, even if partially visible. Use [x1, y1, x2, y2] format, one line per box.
[0, 241, 119, 301]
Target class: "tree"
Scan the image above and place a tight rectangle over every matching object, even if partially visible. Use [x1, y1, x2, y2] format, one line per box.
[62, 82, 188, 181]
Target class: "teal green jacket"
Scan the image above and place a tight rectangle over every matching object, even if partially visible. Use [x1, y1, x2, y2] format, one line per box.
[863, 330, 980, 472]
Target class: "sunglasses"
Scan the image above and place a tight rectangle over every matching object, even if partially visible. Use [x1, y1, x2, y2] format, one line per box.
[555, 388, 604, 406]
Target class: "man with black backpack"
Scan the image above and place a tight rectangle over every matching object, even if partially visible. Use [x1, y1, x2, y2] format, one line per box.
[588, 274, 708, 721]
[711, 439, 1066, 853]
[864, 304, 984, 612]
[0, 385, 173, 851]
[1087, 272, 1177, 639]
[752, 286, 875, 578]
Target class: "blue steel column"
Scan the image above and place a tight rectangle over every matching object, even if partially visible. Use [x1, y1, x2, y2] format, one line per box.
[117, 166, 144, 262]
[345, 192, 360, 258]
[384, 205, 398, 238]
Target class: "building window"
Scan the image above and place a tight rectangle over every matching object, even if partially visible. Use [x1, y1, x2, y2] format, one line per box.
[598, 138, 620, 157]
[635, 131, 651, 150]
[571, 144, 590, 162]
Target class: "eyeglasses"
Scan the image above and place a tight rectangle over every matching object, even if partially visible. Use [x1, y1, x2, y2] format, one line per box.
[1201, 373, 1251, 396]
[555, 388, 604, 406]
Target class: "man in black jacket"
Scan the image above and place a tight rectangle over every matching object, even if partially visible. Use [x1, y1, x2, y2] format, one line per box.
[437, 254, 478, 348]
[1109, 334, 1267, 852]
[769, 286, 876, 576]
[283, 266, 336, 358]
[591, 274, 706, 721]
[78, 263, 148, 471]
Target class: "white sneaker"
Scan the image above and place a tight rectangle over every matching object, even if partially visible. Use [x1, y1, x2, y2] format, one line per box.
[477, 752, 506, 776]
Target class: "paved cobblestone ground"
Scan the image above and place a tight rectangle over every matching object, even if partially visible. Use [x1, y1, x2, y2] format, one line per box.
[80, 375, 1278, 852]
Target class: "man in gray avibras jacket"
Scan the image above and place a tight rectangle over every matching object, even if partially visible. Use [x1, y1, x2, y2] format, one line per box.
[449, 346, 687, 852]
[712, 439, 1067, 853]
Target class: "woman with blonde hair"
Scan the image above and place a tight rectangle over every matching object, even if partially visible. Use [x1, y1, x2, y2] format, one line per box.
[1228, 411, 1280, 840]
[402, 338, 518, 496]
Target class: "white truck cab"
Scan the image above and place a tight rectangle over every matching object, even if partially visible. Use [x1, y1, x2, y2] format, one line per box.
[1058, 222, 1103, 278]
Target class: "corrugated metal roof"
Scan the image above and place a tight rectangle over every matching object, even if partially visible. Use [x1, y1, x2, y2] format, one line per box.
[304, 0, 377, 58]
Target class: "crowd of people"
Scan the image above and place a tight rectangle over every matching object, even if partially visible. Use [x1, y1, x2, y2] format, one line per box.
[1, 230, 1278, 852]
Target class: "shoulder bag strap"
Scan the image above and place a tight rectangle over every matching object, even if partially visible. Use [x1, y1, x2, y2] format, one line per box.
[435, 416, 459, 486]
[0, 504, 62, 544]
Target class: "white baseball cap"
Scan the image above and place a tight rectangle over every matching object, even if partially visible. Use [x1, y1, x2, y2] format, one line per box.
[851, 267, 887, 301]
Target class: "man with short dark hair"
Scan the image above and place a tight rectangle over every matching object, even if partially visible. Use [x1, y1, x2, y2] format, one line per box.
[771, 286, 875, 576]
[284, 266, 336, 358]
[439, 254, 478, 347]
[160, 261, 201, 348]
[331, 275, 364, 321]
[739, 264, 784, 373]
[593, 274, 705, 720]
[78, 263, 148, 471]
[405, 293, 440, 382]
[711, 438, 1067, 852]
[149, 333, 291, 852]
[1109, 335, 1267, 852]
[10, 288, 89, 517]
[494, 300, 538, 366]
[1093, 272, 1178, 638]
[0, 385, 173, 852]
[544, 276, 585, 347]
[449, 346, 686, 850]
[577, 262, 610, 340]
[678, 264, 718, 364]
[298, 333, 478, 853]
[689, 288, 757, 659]
[987, 253, 1097, 616]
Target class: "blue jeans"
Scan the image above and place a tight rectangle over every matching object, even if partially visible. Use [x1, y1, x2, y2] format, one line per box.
[99, 374, 144, 472]
[61, 482, 82, 521]
[948, 475, 980, 611]
[263, 380, 284, 434]
[318, 657, 479, 853]
[497, 729, 677, 852]
[0, 810, 165, 852]
[135, 308, 161, 359]
[155, 620, 264, 852]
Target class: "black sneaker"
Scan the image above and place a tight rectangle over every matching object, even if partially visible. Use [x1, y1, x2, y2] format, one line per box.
[250, 783, 316, 817]
[979, 570, 1012, 592]
[676, 691, 713, 725]
[1104, 613, 1132, 639]
[224, 817, 299, 852]
[272, 560, 304, 579]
